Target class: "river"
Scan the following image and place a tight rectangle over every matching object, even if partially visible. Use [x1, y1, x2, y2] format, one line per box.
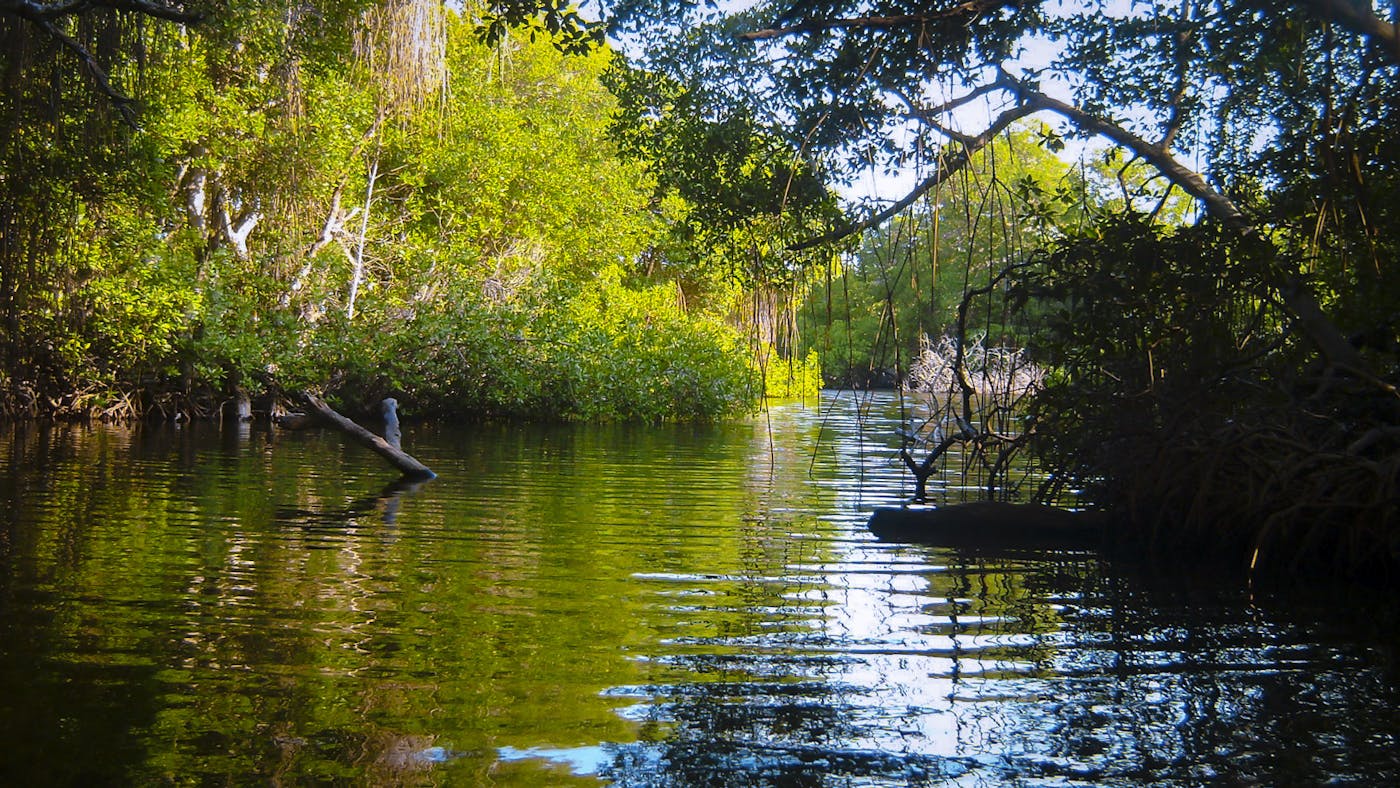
[1, 391, 1397, 785]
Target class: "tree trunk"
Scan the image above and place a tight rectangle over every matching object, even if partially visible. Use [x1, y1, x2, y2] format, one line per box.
[347, 152, 379, 321]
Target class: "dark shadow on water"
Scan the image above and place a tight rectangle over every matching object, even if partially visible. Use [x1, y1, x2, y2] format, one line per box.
[275, 477, 429, 528]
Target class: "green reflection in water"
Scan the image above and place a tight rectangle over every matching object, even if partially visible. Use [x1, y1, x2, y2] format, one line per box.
[1, 396, 1398, 786]
[0, 410, 852, 785]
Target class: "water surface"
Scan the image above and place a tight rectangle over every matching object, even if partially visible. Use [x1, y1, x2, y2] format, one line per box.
[1, 392, 1397, 785]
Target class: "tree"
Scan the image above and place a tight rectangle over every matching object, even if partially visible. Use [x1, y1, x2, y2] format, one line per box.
[601, 58, 846, 374]
[0, 2, 765, 421]
[0, 0, 206, 124]
[487, 0, 1400, 572]
[484, 1, 1393, 369]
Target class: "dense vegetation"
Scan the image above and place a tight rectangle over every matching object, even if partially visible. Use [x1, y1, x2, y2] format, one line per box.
[0, 1, 828, 422]
[4, 0, 1400, 574]
[796, 124, 1114, 387]
[586, 0, 1396, 575]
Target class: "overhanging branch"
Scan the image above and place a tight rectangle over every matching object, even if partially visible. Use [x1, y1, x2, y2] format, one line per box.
[1302, 0, 1400, 64]
[1001, 73, 1374, 376]
[0, 0, 202, 23]
[101, 0, 204, 25]
[789, 101, 1038, 251]
[800, 63, 1374, 377]
[1003, 75, 1250, 229]
[1, 0, 205, 126]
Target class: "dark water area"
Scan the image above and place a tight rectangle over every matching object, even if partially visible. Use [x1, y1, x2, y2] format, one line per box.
[1, 391, 1398, 786]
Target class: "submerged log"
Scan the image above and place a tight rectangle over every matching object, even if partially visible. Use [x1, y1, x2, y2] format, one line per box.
[274, 411, 318, 430]
[867, 501, 1107, 551]
[298, 392, 436, 481]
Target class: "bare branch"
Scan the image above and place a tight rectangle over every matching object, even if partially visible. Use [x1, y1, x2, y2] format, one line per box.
[219, 198, 260, 260]
[891, 87, 974, 143]
[923, 79, 1010, 116]
[298, 392, 435, 481]
[922, 116, 978, 146]
[896, 80, 1009, 144]
[1114, 152, 1143, 206]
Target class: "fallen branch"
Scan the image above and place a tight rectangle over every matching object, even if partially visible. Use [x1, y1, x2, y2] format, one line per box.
[298, 392, 436, 481]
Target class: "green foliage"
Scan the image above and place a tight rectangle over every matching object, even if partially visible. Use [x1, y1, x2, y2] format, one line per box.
[602, 61, 843, 298]
[257, 264, 760, 421]
[553, 265, 760, 420]
[76, 234, 202, 384]
[760, 347, 822, 401]
[0, 4, 769, 421]
[478, 0, 603, 55]
[998, 214, 1400, 574]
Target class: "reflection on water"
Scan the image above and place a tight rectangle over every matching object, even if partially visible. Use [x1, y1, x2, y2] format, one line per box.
[0, 392, 1397, 786]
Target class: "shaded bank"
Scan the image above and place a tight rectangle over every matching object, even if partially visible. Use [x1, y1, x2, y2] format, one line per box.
[1012, 219, 1400, 583]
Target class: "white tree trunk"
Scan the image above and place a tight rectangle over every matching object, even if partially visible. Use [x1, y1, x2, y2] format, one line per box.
[347, 154, 379, 321]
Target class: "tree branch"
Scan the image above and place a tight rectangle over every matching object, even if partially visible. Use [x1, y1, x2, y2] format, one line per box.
[808, 62, 1374, 377]
[29, 15, 139, 124]
[100, 0, 204, 25]
[1159, 10, 1197, 151]
[0, 0, 205, 126]
[1302, 0, 1400, 65]
[0, 0, 85, 18]
[894, 84, 993, 145]
[299, 392, 436, 481]
[923, 79, 1011, 117]
[738, 0, 1025, 41]
[0, 0, 203, 23]
[789, 101, 1038, 250]
[1001, 73, 1373, 375]
[1005, 75, 1250, 228]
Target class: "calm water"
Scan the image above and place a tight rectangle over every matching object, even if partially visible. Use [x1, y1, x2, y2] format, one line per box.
[1, 391, 1397, 786]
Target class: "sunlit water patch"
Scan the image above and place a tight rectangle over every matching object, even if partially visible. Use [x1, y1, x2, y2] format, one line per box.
[1, 393, 1398, 785]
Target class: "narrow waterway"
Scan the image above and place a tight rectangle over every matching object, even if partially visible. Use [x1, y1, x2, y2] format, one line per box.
[0, 391, 1396, 785]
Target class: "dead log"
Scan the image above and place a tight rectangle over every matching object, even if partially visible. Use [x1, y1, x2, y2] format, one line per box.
[298, 391, 436, 481]
[867, 501, 1109, 552]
